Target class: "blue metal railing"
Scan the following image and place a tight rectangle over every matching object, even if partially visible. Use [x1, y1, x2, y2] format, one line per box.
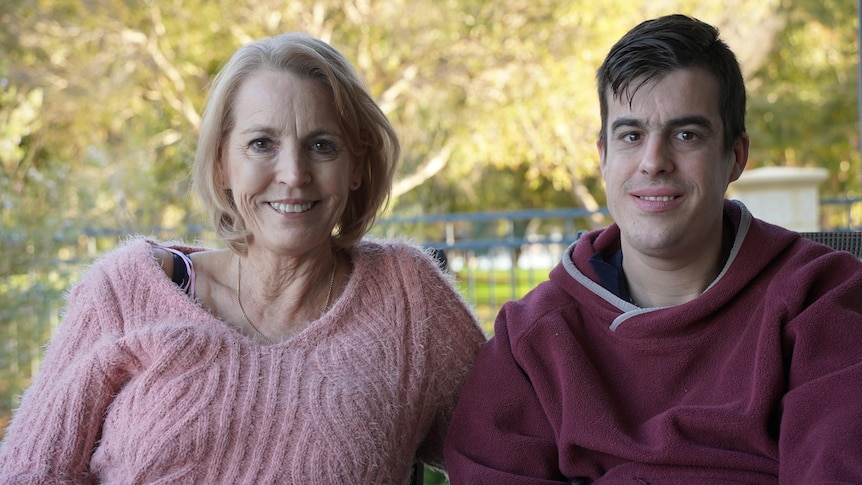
[374, 206, 609, 250]
[820, 196, 862, 230]
[372, 207, 611, 329]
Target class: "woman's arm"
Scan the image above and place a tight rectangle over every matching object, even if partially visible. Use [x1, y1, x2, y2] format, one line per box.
[0, 255, 134, 484]
[411, 255, 485, 470]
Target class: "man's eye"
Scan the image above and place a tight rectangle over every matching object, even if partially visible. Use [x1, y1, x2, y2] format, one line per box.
[622, 132, 641, 142]
[677, 131, 697, 141]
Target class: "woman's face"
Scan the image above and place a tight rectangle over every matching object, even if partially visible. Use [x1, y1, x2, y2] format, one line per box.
[222, 70, 362, 256]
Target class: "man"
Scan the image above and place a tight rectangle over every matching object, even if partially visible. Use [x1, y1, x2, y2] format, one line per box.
[444, 14, 862, 484]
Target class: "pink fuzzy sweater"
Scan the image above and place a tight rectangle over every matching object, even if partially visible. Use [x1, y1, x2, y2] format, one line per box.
[0, 238, 485, 484]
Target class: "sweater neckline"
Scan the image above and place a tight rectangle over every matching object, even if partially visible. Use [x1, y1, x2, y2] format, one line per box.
[141, 240, 370, 348]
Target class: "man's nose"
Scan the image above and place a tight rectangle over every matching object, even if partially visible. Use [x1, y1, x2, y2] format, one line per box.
[639, 137, 674, 176]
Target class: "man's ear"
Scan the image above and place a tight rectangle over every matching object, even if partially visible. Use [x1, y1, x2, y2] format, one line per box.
[728, 134, 750, 183]
[597, 139, 608, 178]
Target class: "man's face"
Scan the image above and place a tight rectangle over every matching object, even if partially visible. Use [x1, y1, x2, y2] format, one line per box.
[597, 67, 748, 260]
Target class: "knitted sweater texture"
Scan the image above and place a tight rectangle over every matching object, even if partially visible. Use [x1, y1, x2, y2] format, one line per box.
[0, 238, 485, 484]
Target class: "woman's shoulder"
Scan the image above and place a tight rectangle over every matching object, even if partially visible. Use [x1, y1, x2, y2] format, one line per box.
[354, 238, 438, 259]
[87, 238, 187, 265]
[83, 237, 156, 272]
[351, 239, 471, 310]
[80, 237, 212, 285]
[352, 238, 446, 273]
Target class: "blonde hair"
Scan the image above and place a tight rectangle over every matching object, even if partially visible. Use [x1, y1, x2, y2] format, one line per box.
[193, 33, 399, 253]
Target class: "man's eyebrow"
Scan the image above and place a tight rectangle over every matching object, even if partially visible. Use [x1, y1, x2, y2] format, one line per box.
[610, 115, 714, 132]
[610, 117, 645, 132]
[667, 115, 713, 130]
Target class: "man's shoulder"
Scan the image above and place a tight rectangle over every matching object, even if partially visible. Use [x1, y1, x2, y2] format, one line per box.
[498, 277, 577, 343]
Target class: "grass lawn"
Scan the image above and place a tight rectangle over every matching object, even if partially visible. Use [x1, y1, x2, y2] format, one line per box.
[451, 266, 554, 335]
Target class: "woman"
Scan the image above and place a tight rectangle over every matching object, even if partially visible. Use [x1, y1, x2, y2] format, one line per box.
[0, 33, 485, 484]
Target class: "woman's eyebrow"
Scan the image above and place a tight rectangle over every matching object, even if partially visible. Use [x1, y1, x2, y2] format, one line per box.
[239, 125, 279, 136]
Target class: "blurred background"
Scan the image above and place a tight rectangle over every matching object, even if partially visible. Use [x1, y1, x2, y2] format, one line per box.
[2, 1, 860, 479]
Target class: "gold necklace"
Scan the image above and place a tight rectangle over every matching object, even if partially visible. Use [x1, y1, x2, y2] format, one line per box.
[236, 254, 336, 344]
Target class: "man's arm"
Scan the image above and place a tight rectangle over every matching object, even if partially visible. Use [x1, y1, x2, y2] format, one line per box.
[444, 307, 567, 485]
[778, 251, 862, 481]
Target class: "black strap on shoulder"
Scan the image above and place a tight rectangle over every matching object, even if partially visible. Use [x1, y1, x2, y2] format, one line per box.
[170, 251, 190, 289]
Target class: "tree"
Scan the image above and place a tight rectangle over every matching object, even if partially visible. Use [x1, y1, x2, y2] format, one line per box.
[4, 0, 839, 233]
[364, 0, 785, 225]
[746, 0, 861, 197]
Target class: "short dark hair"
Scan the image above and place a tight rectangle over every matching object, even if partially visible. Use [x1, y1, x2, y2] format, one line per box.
[596, 14, 746, 153]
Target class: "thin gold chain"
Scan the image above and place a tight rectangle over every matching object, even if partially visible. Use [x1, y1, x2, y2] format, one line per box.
[236, 254, 336, 344]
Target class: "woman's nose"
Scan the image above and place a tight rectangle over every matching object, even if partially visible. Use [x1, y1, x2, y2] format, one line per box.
[276, 149, 311, 186]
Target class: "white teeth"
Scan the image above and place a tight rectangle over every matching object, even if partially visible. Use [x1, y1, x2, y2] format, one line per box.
[639, 196, 676, 201]
[270, 202, 314, 213]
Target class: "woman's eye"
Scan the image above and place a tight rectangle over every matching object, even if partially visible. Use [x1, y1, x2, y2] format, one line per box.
[249, 138, 275, 153]
[310, 140, 337, 155]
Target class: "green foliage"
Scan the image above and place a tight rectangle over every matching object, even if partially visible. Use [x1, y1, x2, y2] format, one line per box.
[0, 261, 79, 424]
[0, 84, 42, 177]
[424, 465, 449, 484]
[747, 0, 861, 196]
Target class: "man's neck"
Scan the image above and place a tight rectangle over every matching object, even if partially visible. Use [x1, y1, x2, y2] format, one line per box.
[622, 223, 733, 308]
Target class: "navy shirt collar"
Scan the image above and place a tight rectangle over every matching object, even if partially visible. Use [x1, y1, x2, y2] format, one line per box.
[588, 248, 632, 303]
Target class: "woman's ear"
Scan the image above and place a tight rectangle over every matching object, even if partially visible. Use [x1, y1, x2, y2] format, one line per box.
[349, 159, 364, 191]
[217, 160, 230, 189]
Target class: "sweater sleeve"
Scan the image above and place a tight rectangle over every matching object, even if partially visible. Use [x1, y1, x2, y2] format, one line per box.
[444, 300, 567, 485]
[777, 250, 862, 482]
[0, 252, 136, 484]
[397, 246, 486, 471]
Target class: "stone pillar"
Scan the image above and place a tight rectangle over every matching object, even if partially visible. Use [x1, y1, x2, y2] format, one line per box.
[728, 166, 829, 232]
